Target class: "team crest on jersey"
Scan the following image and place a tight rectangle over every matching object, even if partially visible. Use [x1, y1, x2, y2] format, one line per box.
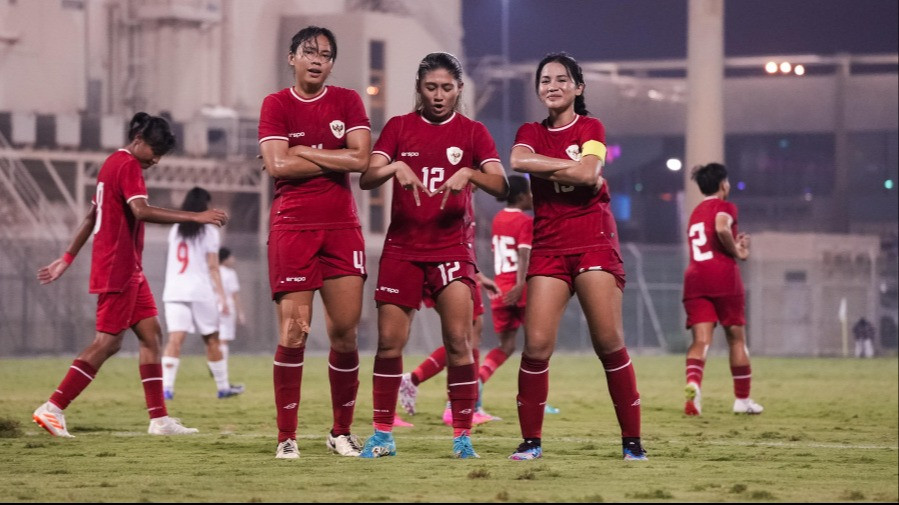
[446, 146, 463, 166]
[565, 144, 581, 161]
[330, 120, 346, 139]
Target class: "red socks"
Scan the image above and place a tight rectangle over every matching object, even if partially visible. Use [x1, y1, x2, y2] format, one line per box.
[731, 365, 752, 399]
[686, 357, 705, 387]
[516, 355, 550, 440]
[273, 345, 305, 443]
[328, 348, 360, 436]
[411, 347, 446, 386]
[49, 359, 96, 411]
[372, 356, 403, 432]
[139, 363, 168, 419]
[447, 363, 478, 437]
[478, 347, 511, 383]
[600, 347, 641, 438]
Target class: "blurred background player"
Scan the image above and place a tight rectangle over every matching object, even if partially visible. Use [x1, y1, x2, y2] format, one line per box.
[160, 187, 244, 400]
[217, 247, 246, 361]
[258, 26, 371, 459]
[508, 53, 646, 461]
[682, 162, 763, 416]
[32, 112, 227, 438]
[358, 51, 508, 459]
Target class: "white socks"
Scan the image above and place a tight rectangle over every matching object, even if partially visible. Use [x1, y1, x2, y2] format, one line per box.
[207, 359, 230, 391]
[162, 356, 180, 391]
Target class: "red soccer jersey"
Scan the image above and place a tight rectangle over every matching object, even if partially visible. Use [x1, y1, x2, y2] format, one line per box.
[89, 149, 148, 293]
[373, 111, 500, 262]
[683, 197, 744, 298]
[512, 114, 619, 255]
[258, 85, 371, 230]
[491, 208, 533, 301]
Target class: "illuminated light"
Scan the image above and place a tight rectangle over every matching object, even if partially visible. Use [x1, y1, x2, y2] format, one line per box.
[666, 158, 682, 171]
[660, 192, 673, 202]
[737, 181, 746, 191]
[765, 61, 778, 74]
[647, 89, 664, 101]
[607, 144, 622, 163]
[803, 192, 813, 202]
[780, 62, 792, 73]
[779, 138, 790, 149]
[366, 86, 380, 96]
[794, 64, 805, 76]
[886, 179, 895, 190]
[634, 183, 643, 192]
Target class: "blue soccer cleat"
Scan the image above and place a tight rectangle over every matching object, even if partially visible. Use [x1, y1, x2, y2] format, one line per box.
[452, 432, 480, 459]
[623, 440, 648, 461]
[217, 383, 245, 399]
[508, 441, 543, 460]
[359, 430, 396, 458]
[164, 389, 174, 401]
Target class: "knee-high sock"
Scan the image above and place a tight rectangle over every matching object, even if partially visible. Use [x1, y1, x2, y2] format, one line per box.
[328, 348, 360, 436]
[49, 359, 97, 410]
[208, 359, 230, 392]
[600, 347, 641, 438]
[447, 363, 478, 437]
[478, 347, 511, 383]
[516, 355, 549, 440]
[686, 357, 705, 387]
[273, 345, 305, 443]
[372, 356, 403, 432]
[139, 363, 168, 420]
[731, 365, 752, 399]
[411, 347, 446, 386]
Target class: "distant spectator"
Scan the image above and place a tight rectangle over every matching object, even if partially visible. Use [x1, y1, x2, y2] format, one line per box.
[853, 317, 876, 358]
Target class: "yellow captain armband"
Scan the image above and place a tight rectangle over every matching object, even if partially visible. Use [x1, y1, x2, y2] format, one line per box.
[581, 140, 607, 161]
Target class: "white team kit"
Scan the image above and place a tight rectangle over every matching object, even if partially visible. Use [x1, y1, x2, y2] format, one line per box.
[162, 224, 222, 335]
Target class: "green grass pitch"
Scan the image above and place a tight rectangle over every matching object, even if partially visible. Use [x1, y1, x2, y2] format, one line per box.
[1, 354, 896, 502]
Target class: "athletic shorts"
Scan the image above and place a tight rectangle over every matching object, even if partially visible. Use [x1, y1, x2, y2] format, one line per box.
[683, 294, 746, 328]
[164, 300, 220, 335]
[268, 227, 366, 298]
[375, 257, 478, 311]
[527, 249, 626, 292]
[95, 273, 158, 335]
[218, 313, 236, 341]
[491, 304, 525, 334]
[422, 280, 483, 321]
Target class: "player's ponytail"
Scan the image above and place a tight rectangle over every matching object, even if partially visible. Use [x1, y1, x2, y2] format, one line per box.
[535, 52, 590, 116]
[128, 112, 176, 156]
[176, 186, 212, 240]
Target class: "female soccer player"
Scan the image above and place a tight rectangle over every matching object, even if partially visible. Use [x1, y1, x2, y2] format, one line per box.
[217, 247, 246, 361]
[161, 187, 243, 400]
[508, 53, 646, 461]
[358, 52, 508, 459]
[258, 26, 371, 459]
[682, 162, 763, 416]
[32, 112, 227, 438]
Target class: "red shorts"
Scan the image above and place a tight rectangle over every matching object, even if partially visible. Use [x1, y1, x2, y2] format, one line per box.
[422, 280, 483, 320]
[491, 305, 525, 334]
[683, 294, 746, 328]
[376, 257, 478, 311]
[268, 227, 366, 298]
[527, 249, 626, 292]
[95, 273, 158, 334]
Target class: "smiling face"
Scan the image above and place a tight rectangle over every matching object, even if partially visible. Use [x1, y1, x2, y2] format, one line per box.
[288, 34, 334, 93]
[417, 68, 462, 122]
[537, 61, 583, 113]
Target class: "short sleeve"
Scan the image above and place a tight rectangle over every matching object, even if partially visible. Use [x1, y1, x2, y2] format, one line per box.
[120, 157, 148, 203]
[517, 214, 533, 249]
[580, 117, 606, 145]
[343, 89, 372, 134]
[512, 123, 537, 153]
[204, 225, 221, 254]
[258, 94, 289, 144]
[471, 121, 500, 168]
[372, 116, 402, 162]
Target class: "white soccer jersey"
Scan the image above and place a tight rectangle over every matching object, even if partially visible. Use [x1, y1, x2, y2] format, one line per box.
[162, 224, 221, 302]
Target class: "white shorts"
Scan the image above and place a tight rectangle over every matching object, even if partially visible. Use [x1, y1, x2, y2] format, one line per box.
[219, 313, 237, 341]
[164, 300, 220, 336]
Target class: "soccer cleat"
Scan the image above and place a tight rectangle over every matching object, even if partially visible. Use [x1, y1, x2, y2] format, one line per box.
[684, 382, 702, 416]
[442, 402, 453, 426]
[326, 432, 363, 457]
[359, 430, 396, 458]
[544, 404, 560, 414]
[164, 389, 174, 401]
[733, 397, 764, 415]
[33, 402, 74, 438]
[147, 416, 199, 435]
[472, 407, 500, 425]
[276, 439, 300, 459]
[452, 432, 480, 459]
[398, 373, 418, 416]
[623, 441, 649, 461]
[217, 383, 245, 399]
[509, 441, 542, 460]
[393, 414, 414, 427]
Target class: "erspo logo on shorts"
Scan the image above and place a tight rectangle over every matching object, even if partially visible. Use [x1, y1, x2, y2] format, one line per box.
[283, 276, 307, 283]
[378, 286, 399, 294]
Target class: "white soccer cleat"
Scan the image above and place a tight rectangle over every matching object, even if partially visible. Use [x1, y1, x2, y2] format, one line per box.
[684, 382, 702, 416]
[326, 432, 363, 457]
[276, 439, 300, 459]
[733, 397, 764, 415]
[398, 372, 418, 416]
[148, 416, 199, 435]
[33, 402, 74, 438]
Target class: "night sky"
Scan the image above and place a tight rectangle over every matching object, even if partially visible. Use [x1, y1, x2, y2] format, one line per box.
[463, 0, 899, 62]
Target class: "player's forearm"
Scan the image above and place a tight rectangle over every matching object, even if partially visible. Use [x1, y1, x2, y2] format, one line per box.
[516, 248, 531, 286]
[468, 170, 509, 198]
[546, 158, 602, 187]
[264, 153, 326, 179]
[716, 230, 743, 260]
[132, 204, 202, 225]
[63, 208, 97, 258]
[511, 150, 575, 175]
[359, 161, 397, 189]
[292, 145, 369, 173]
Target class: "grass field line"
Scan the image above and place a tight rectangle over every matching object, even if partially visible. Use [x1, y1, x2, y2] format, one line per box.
[100, 430, 898, 450]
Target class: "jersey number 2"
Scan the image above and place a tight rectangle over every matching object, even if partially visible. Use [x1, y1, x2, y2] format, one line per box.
[688, 223, 713, 262]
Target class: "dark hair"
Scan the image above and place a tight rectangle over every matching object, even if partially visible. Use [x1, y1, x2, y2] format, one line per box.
[415, 52, 464, 112]
[128, 112, 176, 156]
[177, 187, 211, 240]
[498, 175, 530, 204]
[289, 26, 337, 62]
[691, 163, 728, 196]
[535, 52, 589, 116]
[219, 247, 232, 263]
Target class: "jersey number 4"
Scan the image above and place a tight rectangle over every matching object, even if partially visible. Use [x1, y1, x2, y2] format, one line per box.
[688, 223, 713, 262]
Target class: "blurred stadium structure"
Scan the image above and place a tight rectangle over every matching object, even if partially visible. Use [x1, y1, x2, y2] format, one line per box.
[0, 0, 896, 357]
